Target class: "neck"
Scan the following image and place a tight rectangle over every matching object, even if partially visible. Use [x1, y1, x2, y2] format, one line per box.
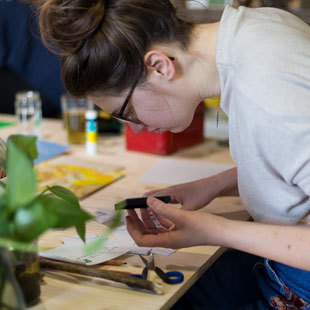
[183, 22, 221, 100]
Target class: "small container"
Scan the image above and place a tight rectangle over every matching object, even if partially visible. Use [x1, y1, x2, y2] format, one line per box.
[85, 109, 98, 154]
[14, 91, 42, 137]
[61, 94, 93, 144]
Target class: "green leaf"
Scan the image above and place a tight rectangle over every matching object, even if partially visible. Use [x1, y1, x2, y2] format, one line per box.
[46, 186, 80, 208]
[38, 195, 93, 240]
[85, 210, 122, 254]
[0, 181, 6, 189]
[0, 212, 11, 239]
[108, 210, 122, 230]
[14, 201, 47, 242]
[75, 221, 87, 242]
[7, 135, 38, 162]
[5, 142, 36, 209]
[85, 231, 109, 255]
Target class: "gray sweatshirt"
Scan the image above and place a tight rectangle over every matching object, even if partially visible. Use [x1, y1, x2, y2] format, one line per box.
[216, 6, 310, 225]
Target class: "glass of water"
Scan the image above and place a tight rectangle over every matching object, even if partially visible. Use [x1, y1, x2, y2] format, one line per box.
[14, 91, 42, 137]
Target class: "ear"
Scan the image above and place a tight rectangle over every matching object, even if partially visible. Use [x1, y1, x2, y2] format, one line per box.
[144, 51, 176, 81]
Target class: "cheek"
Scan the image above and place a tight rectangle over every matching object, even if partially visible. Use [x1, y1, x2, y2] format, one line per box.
[134, 92, 196, 133]
[133, 91, 176, 128]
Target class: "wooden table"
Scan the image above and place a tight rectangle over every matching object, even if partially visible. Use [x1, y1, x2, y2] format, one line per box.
[0, 115, 249, 310]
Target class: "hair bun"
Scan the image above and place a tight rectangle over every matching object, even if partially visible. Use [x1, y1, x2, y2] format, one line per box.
[39, 0, 105, 54]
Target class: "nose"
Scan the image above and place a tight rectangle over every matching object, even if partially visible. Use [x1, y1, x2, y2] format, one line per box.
[128, 123, 145, 133]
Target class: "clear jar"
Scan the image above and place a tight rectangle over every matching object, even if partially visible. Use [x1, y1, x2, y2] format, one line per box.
[0, 243, 41, 308]
[14, 91, 42, 138]
[11, 242, 41, 307]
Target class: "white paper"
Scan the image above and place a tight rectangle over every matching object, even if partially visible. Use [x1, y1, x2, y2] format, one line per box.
[152, 248, 175, 256]
[40, 226, 175, 266]
[112, 225, 175, 256]
[40, 234, 131, 266]
[139, 158, 234, 185]
[95, 209, 126, 224]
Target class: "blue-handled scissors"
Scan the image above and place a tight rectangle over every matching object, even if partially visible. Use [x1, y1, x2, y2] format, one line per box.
[132, 253, 184, 284]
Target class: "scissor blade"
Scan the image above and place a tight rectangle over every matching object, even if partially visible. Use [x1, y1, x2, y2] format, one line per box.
[138, 254, 149, 267]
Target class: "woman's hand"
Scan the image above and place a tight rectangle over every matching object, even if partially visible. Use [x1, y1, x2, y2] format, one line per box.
[144, 167, 239, 211]
[126, 196, 227, 249]
[127, 197, 310, 271]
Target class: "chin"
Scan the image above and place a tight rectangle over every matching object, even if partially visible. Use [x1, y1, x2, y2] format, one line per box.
[170, 127, 186, 134]
[170, 122, 192, 133]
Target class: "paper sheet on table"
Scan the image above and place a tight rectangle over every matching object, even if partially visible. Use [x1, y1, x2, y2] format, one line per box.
[34, 140, 69, 165]
[40, 233, 133, 266]
[139, 158, 234, 185]
[112, 225, 175, 256]
[40, 226, 175, 266]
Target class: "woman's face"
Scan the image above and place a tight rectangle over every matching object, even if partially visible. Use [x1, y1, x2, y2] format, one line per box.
[89, 83, 198, 134]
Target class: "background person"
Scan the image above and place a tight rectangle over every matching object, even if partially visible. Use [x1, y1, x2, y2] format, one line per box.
[0, 0, 65, 117]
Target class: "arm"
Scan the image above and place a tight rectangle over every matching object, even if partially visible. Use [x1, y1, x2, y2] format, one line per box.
[223, 219, 310, 270]
[215, 167, 239, 197]
[144, 167, 239, 211]
[127, 197, 310, 271]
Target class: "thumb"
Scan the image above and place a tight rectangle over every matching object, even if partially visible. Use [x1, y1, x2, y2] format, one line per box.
[147, 196, 183, 223]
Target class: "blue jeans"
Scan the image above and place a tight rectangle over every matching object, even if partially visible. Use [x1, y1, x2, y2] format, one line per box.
[171, 250, 310, 310]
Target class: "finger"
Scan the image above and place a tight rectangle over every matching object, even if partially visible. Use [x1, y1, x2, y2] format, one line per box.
[126, 216, 145, 240]
[126, 210, 156, 234]
[148, 211, 175, 231]
[126, 216, 178, 248]
[144, 189, 179, 204]
[143, 189, 161, 197]
[147, 197, 184, 223]
[128, 208, 159, 234]
[155, 214, 176, 231]
[140, 208, 158, 230]
[144, 197, 175, 229]
[127, 209, 140, 221]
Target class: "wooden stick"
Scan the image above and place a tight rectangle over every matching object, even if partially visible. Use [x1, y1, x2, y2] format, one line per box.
[40, 257, 163, 295]
[104, 270, 132, 276]
[102, 259, 125, 266]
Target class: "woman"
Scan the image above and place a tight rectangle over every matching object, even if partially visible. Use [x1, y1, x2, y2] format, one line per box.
[39, 0, 310, 308]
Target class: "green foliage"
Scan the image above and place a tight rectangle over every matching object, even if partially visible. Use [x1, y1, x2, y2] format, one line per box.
[0, 135, 96, 249]
[0, 137, 6, 171]
[85, 209, 122, 254]
[5, 139, 36, 209]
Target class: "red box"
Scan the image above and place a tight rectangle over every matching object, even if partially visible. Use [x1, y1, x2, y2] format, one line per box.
[125, 102, 204, 155]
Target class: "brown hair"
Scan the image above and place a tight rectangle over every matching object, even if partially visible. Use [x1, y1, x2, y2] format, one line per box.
[39, 0, 193, 97]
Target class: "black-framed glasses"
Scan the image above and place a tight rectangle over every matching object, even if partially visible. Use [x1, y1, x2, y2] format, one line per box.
[112, 57, 175, 125]
[111, 75, 141, 124]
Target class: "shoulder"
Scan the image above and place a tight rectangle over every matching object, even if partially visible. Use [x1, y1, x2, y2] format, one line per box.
[229, 6, 310, 61]
[219, 7, 310, 132]
[218, 6, 310, 75]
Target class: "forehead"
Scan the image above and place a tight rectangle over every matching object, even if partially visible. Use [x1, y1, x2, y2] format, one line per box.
[88, 93, 126, 114]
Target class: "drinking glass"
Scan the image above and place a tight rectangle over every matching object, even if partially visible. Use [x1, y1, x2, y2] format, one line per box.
[61, 94, 93, 144]
[14, 91, 42, 137]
